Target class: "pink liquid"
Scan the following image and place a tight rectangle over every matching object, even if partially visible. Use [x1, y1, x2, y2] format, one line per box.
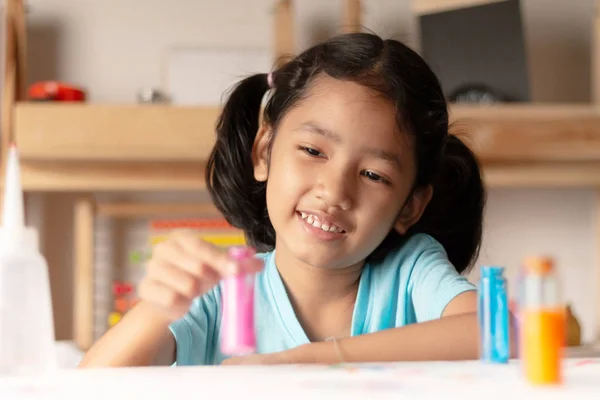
[221, 246, 256, 355]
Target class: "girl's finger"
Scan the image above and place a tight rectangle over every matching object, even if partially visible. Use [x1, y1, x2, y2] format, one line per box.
[153, 239, 229, 279]
[137, 279, 190, 319]
[173, 233, 240, 276]
[147, 259, 216, 300]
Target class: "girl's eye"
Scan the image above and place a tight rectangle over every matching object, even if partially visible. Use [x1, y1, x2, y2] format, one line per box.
[301, 146, 323, 157]
[361, 170, 390, 185]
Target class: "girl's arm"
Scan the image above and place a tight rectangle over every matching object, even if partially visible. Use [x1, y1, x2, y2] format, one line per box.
[292, 291, 517, 364]
[303, 314, 480, 363]
[226, 291, 516, 365]
[78, 301, 174, 367]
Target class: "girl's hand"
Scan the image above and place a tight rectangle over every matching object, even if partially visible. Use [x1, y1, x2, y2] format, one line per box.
[137, 230, 263, 320]
[221, 351, 294, 366]
[222, 344, 320, 366]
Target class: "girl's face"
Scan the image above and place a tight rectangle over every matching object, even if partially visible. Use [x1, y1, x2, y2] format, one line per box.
[253, 75, 431, 269]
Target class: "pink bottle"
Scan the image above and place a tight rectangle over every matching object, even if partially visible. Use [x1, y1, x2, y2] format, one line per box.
[221, 246, 257, 355]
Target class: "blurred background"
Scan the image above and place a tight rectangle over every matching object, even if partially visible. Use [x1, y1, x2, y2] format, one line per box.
[1, 0, 598, 364]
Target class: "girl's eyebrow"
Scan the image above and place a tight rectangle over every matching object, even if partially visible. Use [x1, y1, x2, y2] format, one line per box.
[296, 121, 402, 168]
[297, 121, 342, 143]
[368, 148, 402, 168]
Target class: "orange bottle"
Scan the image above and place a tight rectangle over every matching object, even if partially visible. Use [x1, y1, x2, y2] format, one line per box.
[521, 256, 565, 385]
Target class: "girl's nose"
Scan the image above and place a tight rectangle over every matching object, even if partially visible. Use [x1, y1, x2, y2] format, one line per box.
[315, 169, 353, 212]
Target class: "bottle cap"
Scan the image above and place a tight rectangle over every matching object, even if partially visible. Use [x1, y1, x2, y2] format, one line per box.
[2, 144, 24, 229]
[228, 246, 255, 260]
[522, 256, 554, 275]
[0, 145, 38, 252]
[481, 265, 505, 278]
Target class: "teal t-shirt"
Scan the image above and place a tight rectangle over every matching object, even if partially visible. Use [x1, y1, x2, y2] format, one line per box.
[169, 233, 475, 365]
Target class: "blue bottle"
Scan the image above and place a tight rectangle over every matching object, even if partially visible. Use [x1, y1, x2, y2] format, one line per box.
[478, 266, 510, 363]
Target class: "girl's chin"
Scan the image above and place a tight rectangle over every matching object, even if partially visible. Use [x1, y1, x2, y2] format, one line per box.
[285, 245, 360, 270]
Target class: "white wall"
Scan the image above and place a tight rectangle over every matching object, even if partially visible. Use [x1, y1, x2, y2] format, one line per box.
[25, 0, 597, 103]
[23, 0, 599, 343]
[26, 0, 413, 103]
[476, 189, 598, 343]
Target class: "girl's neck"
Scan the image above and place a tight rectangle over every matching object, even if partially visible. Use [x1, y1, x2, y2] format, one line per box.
[273, 244, 363, 342]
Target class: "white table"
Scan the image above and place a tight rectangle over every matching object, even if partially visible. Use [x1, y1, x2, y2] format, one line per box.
[54, 341, 84, 369]
[0, 358, 598, 399]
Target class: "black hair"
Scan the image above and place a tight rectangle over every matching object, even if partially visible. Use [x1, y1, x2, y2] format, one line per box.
[206, 33, 486, 274]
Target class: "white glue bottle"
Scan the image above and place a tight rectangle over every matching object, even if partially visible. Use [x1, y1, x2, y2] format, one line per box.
[0, 145, 57, 375]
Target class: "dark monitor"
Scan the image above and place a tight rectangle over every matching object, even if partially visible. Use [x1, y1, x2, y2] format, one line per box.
[419, 0, 530, 103]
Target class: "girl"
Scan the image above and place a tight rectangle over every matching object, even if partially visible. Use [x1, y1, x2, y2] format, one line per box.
[80, 33, 494, 367]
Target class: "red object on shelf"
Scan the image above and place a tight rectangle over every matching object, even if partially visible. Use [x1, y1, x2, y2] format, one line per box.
[28, 81, 86, 102]
[112, 281, 134, 296]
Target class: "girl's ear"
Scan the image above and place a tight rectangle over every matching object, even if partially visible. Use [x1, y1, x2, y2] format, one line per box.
[252, 125, 271, 182]
[394, 185, 433, 235]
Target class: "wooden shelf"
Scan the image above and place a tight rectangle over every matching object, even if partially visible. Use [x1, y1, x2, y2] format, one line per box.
[413, 0, 508, 16]
[483, 162, 600, 188]
[450, 104, 600, 163]
[15, 102, 600, 163]
[20, 160, 206, 192]
[11, 102, 600, 191]
[14, 103, 221, 162]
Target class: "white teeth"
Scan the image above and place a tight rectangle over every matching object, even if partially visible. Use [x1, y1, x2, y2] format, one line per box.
[299, 212, 343, 233]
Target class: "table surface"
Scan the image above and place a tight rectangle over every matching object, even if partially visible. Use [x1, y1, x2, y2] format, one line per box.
[0, 358, 599, 400]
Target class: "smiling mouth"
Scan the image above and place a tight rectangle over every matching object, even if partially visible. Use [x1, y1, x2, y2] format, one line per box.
[297, 211, 346, 234]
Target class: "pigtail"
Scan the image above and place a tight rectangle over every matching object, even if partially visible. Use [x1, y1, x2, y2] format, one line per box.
[410, 134, 486, 274]
[206, 73, 275, 251]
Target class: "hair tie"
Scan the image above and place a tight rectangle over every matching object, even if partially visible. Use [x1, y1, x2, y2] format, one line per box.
[267, 72, 274, 89]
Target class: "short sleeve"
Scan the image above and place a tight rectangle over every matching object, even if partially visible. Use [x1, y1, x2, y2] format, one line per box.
[169, 287, 221, 366]
[408, 237, 475, 322]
